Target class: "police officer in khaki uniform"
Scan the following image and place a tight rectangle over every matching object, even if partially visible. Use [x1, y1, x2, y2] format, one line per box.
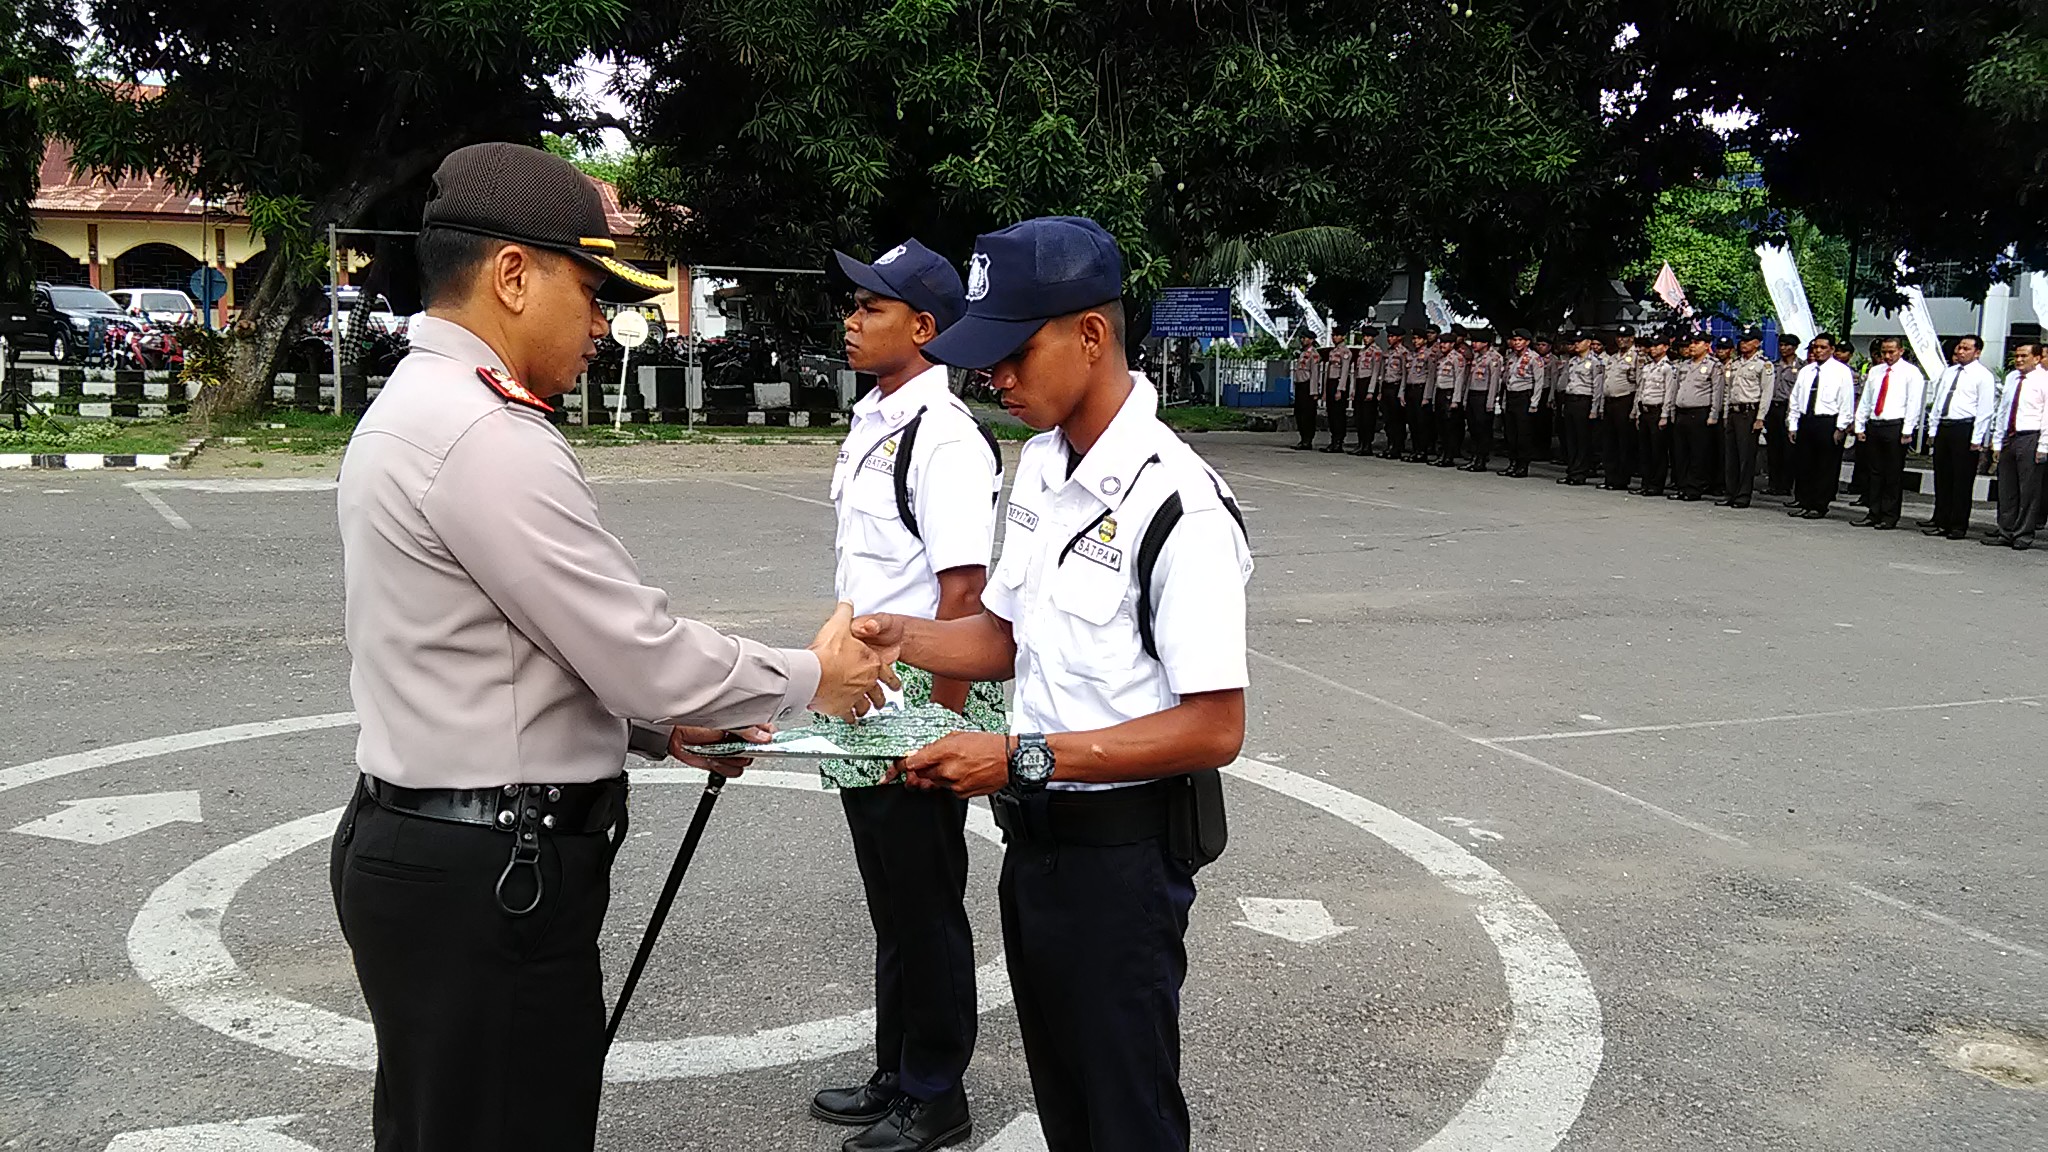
[1462, 330, 1505, 472]
[1556, 331, 1604, 485]
[1632, 331, 1675, 497]
[1599, 327, 1640, 490]
[332, 142, 897, 1152]
[1378, 326, 1410, 459]
[1769, 334, 1802, 499]
[1716, 327, 1773, 508]
[1403, 325, 1439, 462]
[1290, 336, 1319, 450]
[1348, 326, 1383, 456]
[1431, 327, 1469, 467]
[1667, 332, 1727, 501]
[1321, 335, 1353, 453]
[1497, 329, 1542, 477]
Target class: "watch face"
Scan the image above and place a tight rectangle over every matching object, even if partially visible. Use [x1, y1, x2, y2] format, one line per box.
[1014, 741, 1054, 784]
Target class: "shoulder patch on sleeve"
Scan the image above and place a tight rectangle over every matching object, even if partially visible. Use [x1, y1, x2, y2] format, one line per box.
[477, 366, 554, 413]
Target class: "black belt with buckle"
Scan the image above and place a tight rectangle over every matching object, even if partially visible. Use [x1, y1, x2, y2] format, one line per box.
[361, 775, 628, 916]
[990, 782, 1168, 848]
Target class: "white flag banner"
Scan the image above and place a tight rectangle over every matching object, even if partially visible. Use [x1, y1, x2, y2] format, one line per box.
[1232, 269, 1287, 345]
[1896, 284, 1946, 380]
[1287, 285, 1332, 346]
[1979, 280, 2013, 374]
[1653, 262, 1694, 316]
[2031, 271, 2048, 328]
[1755, 243, 1816, 343]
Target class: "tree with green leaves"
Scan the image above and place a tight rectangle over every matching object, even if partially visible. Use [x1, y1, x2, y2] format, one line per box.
[0, 0, 78, 301]
[38, 0, 631, 419]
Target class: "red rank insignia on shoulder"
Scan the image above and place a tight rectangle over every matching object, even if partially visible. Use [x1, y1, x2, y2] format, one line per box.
[476, 366, 554, 413]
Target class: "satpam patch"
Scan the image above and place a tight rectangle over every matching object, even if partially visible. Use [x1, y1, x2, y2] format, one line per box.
[1071, 536, 1122, 571]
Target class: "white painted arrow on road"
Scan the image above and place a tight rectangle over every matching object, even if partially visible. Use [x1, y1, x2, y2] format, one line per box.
[106, 1115, 315, 1151]
[1233, 896, 1354, 945]
[13, 790, 202, 845]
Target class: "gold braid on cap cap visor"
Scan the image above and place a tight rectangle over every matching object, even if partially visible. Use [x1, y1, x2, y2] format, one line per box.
[585, 250, 672, 294]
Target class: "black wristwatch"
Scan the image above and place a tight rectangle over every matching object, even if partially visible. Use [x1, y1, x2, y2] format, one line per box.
[1008, 732, 1054, 791]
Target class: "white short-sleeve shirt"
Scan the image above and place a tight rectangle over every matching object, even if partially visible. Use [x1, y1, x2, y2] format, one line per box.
[831, 366, 1000, 619]
[983, 375, 1253, 790]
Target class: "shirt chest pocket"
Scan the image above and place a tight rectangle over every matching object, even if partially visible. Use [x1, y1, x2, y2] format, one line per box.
[1042, 558, 1139, 685]
[843, 466, 917, 564]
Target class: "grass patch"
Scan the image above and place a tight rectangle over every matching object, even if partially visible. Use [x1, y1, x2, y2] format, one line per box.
[1160, 405, 1254, 433]
[214, 410, 360, 455]
[0, 415, 191, 455]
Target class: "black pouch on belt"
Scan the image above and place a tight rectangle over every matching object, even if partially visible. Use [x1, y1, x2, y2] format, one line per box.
[1165, 767, 1228, 871]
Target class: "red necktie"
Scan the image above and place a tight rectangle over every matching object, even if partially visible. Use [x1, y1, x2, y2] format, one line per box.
[1874, 366, 1891, 418]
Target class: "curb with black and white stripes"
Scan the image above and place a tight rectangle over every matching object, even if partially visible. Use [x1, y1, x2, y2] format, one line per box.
[0, 436, 207, 472]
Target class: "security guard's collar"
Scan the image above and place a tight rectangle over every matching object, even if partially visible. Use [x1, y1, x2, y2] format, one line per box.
[1043, 373, 1160, 512]
[407, 315, 512, 381]
[854, 364, 953, 425]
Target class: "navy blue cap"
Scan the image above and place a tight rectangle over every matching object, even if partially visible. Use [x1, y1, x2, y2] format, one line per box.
[832, 239, 966, 332]
[920, 216, 1124, 369]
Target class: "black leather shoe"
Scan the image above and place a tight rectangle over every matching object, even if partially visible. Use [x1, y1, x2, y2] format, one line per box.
[1851, 517, 1877, 527]
[1714, 498, 1735, 506]
[1497, 467, 1516, 476]
[1788, 508, 1806, 517]
[843, 1087, 972, 1152]
[1289, 442, 1313, 451]
[1981, 536, 2012, 546]
[1922, 526, 1948, 536]
[1873, 522, 1896, 531]
[1800, 509, 1827, 519]
[1783, 499, 1802, 508]
[1347, 448, 1372, 457]
[1917, 519, 1939, 529]
[813, 1071, 903, 1127]
[1318, 445, 1342, 453]
[1944, 529, 1970, 539]
[2014, 539, 2034, 551]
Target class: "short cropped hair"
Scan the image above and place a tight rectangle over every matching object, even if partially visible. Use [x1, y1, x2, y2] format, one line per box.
[1954, 334, 1983, 352]
[417, 227, 506, 308]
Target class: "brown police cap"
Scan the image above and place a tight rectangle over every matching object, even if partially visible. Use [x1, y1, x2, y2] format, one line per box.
[421, 142, 671, 303]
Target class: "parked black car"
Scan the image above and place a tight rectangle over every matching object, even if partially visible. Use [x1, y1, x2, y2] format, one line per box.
[29, 282, 139, 364]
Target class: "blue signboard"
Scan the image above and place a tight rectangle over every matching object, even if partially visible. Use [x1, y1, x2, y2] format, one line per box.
[1150, 287, 1232, 338]
[188, 267, 228, 306]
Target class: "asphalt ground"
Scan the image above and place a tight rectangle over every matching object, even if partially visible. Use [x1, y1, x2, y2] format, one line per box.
[2, 433, 2044, 1151]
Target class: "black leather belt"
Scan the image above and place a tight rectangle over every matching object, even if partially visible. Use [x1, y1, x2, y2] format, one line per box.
[990, 782, 1168, 847]
[362, 775, 629, 916]
[363, 775, 627, 835]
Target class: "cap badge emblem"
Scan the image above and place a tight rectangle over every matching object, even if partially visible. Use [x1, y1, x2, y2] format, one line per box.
[966, 252, 991, 301]
[876, 245, 907, 266]
[1097, 516, 1118, 543]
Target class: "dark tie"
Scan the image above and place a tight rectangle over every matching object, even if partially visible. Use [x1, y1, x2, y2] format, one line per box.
[1940, 367, 1960, 421]
[1806, 367, 1819, 416]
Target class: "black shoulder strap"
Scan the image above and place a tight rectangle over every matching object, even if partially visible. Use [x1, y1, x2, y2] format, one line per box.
[1136, 470, 1247, 664]
[891, 408, 928, 540]
[977, 421, 1004, 479]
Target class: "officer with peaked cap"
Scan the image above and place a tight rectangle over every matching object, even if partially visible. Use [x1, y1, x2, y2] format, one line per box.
[332, 141, 898, 1151]
[1349, 324, 1383, 456]
[855, 216, 1252, 1152]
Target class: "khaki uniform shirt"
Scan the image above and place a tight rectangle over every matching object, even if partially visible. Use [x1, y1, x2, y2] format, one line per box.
[1670, 355, 1726, 413]
[1407, 344, 1435, 390]
[1467, 348, 1505, 410]
[1431, 346, 1467, 403]
[337, 316, 821, 789]
[1635, 357, 1675, 411]
[1381, 345, 1409, 398]
[1292, 349, 1316, 386]
[1504, 348, 1542, 395]
[1325, 345, 1353, 400]
[1721, 352, 1773, 421]
[1354, 344, 1383, 398]
[1563, 352, 1606, 401]
[1773, 358, 1802, 406]
[1603, 348, 1640, 399]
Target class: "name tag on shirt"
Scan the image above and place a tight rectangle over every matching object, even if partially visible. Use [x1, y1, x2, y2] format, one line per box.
[1007, 503, 1040, 532]
[1070, 536, 1122, 572]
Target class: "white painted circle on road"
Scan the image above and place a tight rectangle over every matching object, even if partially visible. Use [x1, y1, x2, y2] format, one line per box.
[6, 713, 1602, 1147]
[125, 769, 1014, 1082]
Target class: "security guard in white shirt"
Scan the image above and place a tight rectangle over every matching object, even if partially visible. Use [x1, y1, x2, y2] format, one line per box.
[1787, 331, 1858, 519]
[812, 239, 1002, 1151]
[856, 217, 1251, 1152]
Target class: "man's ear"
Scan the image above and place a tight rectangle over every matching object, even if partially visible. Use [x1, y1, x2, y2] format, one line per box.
[1076, 310, 1114, 364]
[912, 310, 939, 346]
[490, 244, 534, 315]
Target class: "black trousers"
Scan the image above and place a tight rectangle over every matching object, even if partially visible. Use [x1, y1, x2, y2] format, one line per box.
[1637, 405, 1669, 493]
[1352, 392, 1380, 450]
[1722, 403, 1761, 504]
[332, 781, 618, 1152]
[1323, 391, 1348, 448]
[1535, 400, 1560, 463]
[1405, 384, 1434, 457]
[1795, 415, 1843, 512]
[1765, 402, 1794, 495]
[1560, 394, 1595, 481]
[1930, 418, 1979, 531]
[842, 784, 977, 1099]
[1379, 389, 1406, 456]
[1464, 392, 1495, 467]
[1995, 431, 2045, 543]
[1002, 835, 1196, 1152]
[1601, 395, 1636, 487]
[1434, 394, 1462, 461]
[1670, 406, 1712, 498]
[1291, 385, 1317, 447]
[1503, 391, 1535, 467]
[1862, 418, 1907, 525]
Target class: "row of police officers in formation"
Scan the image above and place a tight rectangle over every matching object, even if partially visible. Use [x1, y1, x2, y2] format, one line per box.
[1289, 323, 2048, 546]
[333, 141, 1246, 1152]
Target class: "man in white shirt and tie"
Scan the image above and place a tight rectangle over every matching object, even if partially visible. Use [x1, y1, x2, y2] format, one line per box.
[1922, 335, 1999, 539]
[1984, 342, 2048, 550]
[1849, 337, 1926, 530]
[1786, 332, 1857, 520]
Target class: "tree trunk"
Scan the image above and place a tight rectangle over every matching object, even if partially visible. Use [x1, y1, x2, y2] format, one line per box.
[191, 250, 304, 425]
